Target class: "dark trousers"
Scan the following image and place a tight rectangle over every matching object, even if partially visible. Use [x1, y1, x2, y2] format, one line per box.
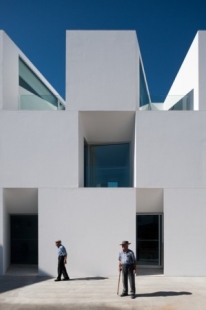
[57, 256, 69, 280]
[122, 264, 136, 294]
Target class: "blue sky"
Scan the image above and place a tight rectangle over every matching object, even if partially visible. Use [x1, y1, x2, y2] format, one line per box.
[0, 0, 206, 99]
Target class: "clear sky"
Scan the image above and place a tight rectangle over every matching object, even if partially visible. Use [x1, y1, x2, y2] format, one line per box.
[0, 0, 206, 100]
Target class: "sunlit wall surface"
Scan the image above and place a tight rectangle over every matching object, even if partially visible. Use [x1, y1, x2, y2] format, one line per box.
[19, 58, 65, 110]
[84, 143, 131, 187]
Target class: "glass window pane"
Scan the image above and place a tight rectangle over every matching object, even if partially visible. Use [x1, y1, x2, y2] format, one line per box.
[19, 58, 59, 110]
[84, 143, 131, 187]
[136, 215, 162, 266]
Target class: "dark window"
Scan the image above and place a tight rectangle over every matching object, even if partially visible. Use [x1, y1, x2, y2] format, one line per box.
[84, 143, 131, 187]
[10, 215, 38, 264]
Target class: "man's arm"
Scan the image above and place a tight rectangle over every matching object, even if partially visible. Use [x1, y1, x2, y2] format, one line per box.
[64, 255, 67, 264]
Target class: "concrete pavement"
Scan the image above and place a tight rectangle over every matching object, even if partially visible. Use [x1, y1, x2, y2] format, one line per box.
[0, 272, 206, 310]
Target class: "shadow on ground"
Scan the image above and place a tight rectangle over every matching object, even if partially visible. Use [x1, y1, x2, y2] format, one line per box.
[0, 276, 52, 294]
[0, 275, 107, 295]
[70, 276, 108, 281]
[136, 291, 192, 297]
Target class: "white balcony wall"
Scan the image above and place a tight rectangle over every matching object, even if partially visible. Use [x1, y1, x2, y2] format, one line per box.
[136, 111, 206, 188]
[38, 188, 136, 277]
[66, 31, 139, 111]
[164, 33, 199, 110]
[164, 188, 206, 276]
[0, 111, 79, 188]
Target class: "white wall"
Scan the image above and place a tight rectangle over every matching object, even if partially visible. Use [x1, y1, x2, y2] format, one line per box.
[136, 189, 163, 213]
[164, 33, 199, 110]
[164, 188, 206, 276]
[0, 111, 79, 188]
[2, 31, 19, 110]
[0, 32, 3, 109]
[66, 31, 139, 111]
[135, 111, 206, 188]
[80, 111, 135, 143]
[3, 188, 38, 213]
[38, 188, 136, 277]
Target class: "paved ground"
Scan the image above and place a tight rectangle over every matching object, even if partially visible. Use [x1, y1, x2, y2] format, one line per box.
[0, 272, 206, 310]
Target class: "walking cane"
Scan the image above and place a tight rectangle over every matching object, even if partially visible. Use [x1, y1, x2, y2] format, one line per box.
[117, 269, 121, 295]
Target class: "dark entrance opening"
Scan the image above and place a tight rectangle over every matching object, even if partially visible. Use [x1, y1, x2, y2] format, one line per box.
[136, 214, 162, 266]
[10, 215, 38, 264]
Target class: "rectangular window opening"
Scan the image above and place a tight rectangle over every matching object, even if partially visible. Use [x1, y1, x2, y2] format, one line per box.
[84, 142, 131, 188]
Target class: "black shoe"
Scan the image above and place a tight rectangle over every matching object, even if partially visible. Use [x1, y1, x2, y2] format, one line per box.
[120, 293, 128, 297]
[54, 278, 61, 282]
[131, 294, 135, 299]
[63, 277, 70, 281]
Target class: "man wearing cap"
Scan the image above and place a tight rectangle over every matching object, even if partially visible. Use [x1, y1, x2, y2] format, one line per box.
[54, 240, 70, 281]
[118, 240, 136, 299]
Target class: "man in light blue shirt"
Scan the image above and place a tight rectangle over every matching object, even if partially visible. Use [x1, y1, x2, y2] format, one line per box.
[118, 240, 136, 299]
[54, 240, 70, 281]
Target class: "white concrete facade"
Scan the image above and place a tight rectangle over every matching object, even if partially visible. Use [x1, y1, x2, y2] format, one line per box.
[0, 30, 206, 277]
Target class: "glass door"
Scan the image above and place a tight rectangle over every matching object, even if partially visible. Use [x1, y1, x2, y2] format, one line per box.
[136, 214, 162, 266]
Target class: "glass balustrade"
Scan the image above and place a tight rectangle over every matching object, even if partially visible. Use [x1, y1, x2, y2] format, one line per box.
[19, 94, 65, 110]
[150, 89, 194, 110]
[19, 57, 65, 110]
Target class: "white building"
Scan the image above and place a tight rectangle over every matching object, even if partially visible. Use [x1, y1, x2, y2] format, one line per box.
[0, 30, 206, 277]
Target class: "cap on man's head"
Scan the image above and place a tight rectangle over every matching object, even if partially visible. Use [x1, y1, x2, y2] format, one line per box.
[120, 240, 131, 245]
[55, 240, 61, 243]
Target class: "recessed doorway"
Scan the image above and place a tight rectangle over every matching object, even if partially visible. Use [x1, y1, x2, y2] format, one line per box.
[10, 215, 38, 264]
[136, 214, 163, 267]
